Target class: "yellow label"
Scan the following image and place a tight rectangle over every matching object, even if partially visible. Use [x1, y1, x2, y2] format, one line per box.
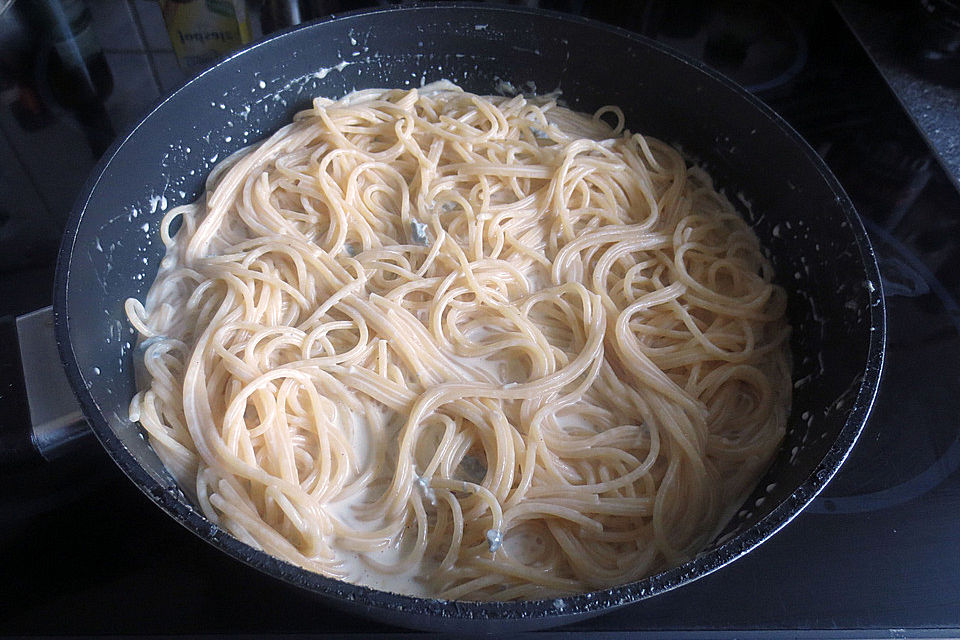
[160, 0, 252, 70]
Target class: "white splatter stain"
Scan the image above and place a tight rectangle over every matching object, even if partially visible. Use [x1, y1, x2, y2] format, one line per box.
[315, 60, 352, 80]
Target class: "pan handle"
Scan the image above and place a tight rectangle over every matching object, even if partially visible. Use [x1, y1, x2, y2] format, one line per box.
[0, 307, 93, 469]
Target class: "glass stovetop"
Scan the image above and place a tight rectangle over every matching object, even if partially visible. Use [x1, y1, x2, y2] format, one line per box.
[1, 1, 958, 636]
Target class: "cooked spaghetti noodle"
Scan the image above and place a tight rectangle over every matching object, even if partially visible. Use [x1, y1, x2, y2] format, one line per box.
[125, 81, 791, 600]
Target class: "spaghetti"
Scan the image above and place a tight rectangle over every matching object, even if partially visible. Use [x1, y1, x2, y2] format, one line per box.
[125, 81, 791, 600]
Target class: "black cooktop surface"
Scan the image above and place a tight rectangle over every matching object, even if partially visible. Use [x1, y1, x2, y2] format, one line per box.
[1, 1, 959, 637]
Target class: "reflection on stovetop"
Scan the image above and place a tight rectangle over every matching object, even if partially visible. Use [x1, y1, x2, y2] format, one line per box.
[1, 0, 959, 636]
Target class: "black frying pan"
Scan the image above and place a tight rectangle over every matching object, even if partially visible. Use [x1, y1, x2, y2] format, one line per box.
[53, 5, 884, 633]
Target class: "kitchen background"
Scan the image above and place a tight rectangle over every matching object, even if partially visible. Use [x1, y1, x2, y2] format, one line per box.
[1, 0, 198, 275]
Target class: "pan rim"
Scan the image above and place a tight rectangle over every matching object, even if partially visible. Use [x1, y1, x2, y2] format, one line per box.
[53, 1, 886, 625]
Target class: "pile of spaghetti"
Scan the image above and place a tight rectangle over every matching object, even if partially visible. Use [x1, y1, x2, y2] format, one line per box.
[126, 82, 790, 600]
